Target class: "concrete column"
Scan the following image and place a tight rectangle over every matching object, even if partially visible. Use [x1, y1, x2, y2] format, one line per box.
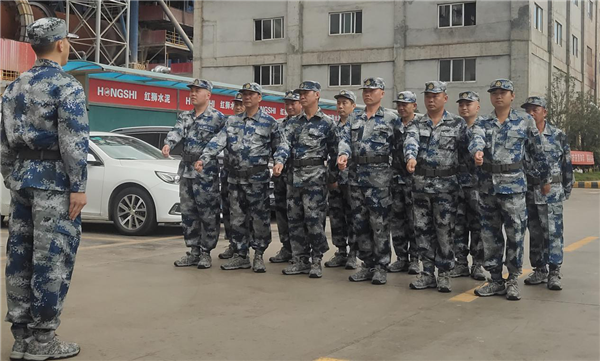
[392, 0, 406, 96]
[193, 0, 203, 79]
[509, 1, 532, 102]
[286, 1, 303, 90]
[581, 0, 586, 93]
[547, 0, 554, 101]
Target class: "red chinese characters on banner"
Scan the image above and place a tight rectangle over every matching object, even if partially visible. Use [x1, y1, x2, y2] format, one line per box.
[571, 151, 595, 165]
[88, 78, 178, 110]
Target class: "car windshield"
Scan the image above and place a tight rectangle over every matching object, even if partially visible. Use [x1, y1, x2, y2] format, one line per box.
[91, 135, 165, 160]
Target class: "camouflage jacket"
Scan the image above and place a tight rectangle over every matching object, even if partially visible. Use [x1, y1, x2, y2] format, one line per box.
[1, 59, 89, 192]
[404, 110, 469, 194]
[458, 119, 481, 188]
[469, 109, 550, 195]
[273, 115, 295, 184]
[338, 106, 399, 188]
[334, 119, 349, 185]
[392, 115, 418, 186]
[525, 122, 573, 204]
[200, 108, 279, 184]
[164, 106, 226, 180]
[274, 108, 338, 187]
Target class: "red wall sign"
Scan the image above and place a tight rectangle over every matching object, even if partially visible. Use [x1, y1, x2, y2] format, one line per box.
[571, 151, 595, 165]
[89, 78, 179, 110]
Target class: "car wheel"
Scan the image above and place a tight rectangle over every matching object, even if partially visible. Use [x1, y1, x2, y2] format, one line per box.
[112, 186, 157, 236]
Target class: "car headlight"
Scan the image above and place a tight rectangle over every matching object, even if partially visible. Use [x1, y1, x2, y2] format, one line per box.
[155, 171, 180, 184]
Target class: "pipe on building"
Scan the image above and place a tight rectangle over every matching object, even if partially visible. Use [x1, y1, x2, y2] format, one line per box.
[129, 0, 139, 63]
[157, 0, 193, 52]
[14, 0, 35, 42]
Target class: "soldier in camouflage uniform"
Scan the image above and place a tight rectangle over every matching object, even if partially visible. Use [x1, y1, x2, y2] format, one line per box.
[389, 91, 420, 274]
[338, 77, 399, 285]
[219, 92, 245, 259]
[469, 79, 551, 301]
[1, 17, 87, 360]
[521, 96, 573, 291]
[273, 81, 338, 278]
[451, 91, 486, 281]
[164, 79, 226, 269]
[324, 89, 358, 270]
[269, 90, 302, 264]
[404, 81, 469, 293]
[196, 82, 278, 273]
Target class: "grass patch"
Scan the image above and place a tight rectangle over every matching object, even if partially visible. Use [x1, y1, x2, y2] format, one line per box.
[574, 171, 600, 182]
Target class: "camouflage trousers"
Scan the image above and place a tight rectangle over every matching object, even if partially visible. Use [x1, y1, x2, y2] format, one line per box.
[5, 188, 81, 335]
[454, 187, 483, 266]
[328, 184, 355, 251]
[391, 183, 417, 262]
[179, 177, 220, 254]
[527, 201, 564, 269]
[220, 170, 232, 244]
[479, 192, 527, 278]
[229, 182, 271, 256]
[349, 186, 392, 268]
[273, 176, 291, 252]
[412, 191, 457, 273]
[287, 185, 329, 261]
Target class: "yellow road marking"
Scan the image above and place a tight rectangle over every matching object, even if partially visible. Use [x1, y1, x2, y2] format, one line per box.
[564, 236, 598, 252]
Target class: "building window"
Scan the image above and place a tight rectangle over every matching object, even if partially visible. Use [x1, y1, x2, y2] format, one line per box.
[254, 18, 284, 41]
[587, 46, 593, 65]
[439, 58, 476, 82]
[534, 4, 543, 32]
[438, 3, 476, 28]
[554, 21, 563, 45]
[329, 64, 361, 86]
[329, 11, 362, 35]
[588, 0, 594, 18]
[572, 35, 579, 57]
[253, 65, 283, 85]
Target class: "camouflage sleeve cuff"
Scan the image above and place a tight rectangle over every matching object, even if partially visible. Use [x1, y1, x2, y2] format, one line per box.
[70, 182, 86, 193]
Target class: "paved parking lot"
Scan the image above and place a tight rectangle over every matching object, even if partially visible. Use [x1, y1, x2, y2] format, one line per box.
[1, 189, 599, 361]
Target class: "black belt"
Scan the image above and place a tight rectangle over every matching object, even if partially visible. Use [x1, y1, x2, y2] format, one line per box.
[17, 149, 61, 160]
[481, 161, 522, 174]
[414, 166, 457, 177]
[182, 154, 201, 162]
[527, 174, 562, 185]
[353, 155, 389, 165]
[227, 165, 268, 178]
[459, 164, 469, 173]
[292, 158, 325, 167]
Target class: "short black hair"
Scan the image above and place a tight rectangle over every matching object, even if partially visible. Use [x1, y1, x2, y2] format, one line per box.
[31, 41, 57, 57]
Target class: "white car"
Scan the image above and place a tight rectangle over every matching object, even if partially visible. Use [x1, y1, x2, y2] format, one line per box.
[1, 132, 182, 236]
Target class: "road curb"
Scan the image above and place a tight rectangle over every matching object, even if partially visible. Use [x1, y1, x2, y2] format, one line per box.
[574, 181, 600, 188]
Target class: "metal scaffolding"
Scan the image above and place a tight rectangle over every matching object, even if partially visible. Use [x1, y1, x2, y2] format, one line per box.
[66, 0, 130, 67]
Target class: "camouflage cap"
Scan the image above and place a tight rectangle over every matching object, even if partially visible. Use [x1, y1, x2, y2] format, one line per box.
[334, 89, 357, 103]
[231, 92, 243, 102]
[359, 77, 385, 90]
[456, 90, 480, 103]
[239, 82, 262, 95]
[521, 96, 547, 109]
[282, 90, 300, 101]
[26, 17, 79, 46]
[187, 78, 213, 92]
[422, 81, 447, 94]
[393, 91, 417, 103]
[488, 79, 514, 93]
[294, 80, 321, 93]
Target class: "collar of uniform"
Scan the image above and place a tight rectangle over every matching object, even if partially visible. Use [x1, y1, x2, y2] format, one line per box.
[189, 105, 213, 119]
[34, 58, 62, 69]
[422, 110, 449, 126]
[542, 121, 552, 135]
[243, 108, 262, 122]
[300, 107, 324, 121]
[357, 106, 384, 119]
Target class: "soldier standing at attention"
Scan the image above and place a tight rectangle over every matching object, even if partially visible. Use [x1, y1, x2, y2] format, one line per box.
[521, 96, 573, 291]
[451, 91, 486, 281]
[273, 81, 338, 278]
[404, 81, 469, 293]
[388, 91, 420, 274]
[269, 90, 302, 264]
[196, 83, 279, 273]
[164, 79, 226, 269]
[1, 17, 88, 360]
[324, 89, 358, 270]
[219, 92, 245, 260]
[470, 79, 550, 301]
[337, 77, 399, 285]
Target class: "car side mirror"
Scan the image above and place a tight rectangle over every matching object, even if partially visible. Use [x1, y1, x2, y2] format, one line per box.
[87, 153, 102, 166]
